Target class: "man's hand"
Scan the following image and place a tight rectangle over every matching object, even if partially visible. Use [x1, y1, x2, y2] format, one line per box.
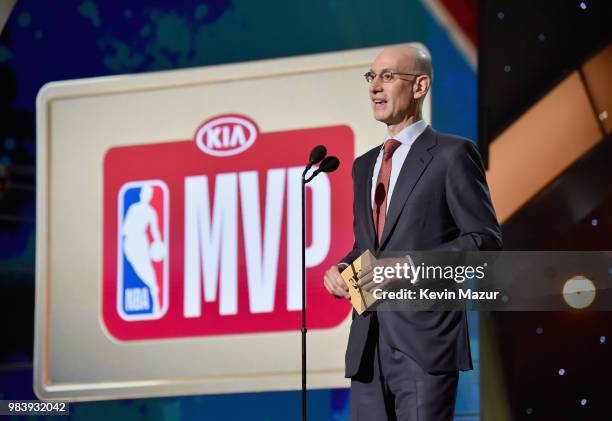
[357, 257, 411, 292]
[324, 264, 350, 298]
[356, 261, 377, 292]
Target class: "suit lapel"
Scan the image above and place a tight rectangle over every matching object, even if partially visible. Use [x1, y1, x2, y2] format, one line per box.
[379, 126, 437, 248]
[360, 147, 381, 248]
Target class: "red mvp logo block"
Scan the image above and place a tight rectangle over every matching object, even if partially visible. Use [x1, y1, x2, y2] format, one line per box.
[102, 115, 354, 341]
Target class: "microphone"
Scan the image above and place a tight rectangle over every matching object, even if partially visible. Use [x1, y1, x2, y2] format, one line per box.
[299, 146, 338, 420]
[305, 156, 340, 183]
[305, 145, 327, 172]
[319, 156, 340, 173]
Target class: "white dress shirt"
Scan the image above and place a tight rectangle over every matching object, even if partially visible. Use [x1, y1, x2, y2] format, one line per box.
[370, 119, 428, 211]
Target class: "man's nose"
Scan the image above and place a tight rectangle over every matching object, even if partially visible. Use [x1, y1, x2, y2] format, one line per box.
[369, 77, 382, 94]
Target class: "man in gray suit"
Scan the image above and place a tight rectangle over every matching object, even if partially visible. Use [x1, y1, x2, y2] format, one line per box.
[323, 46, 502, 420]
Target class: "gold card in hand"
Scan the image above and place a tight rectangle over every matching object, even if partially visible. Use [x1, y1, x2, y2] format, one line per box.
[340, 250, 377, 315]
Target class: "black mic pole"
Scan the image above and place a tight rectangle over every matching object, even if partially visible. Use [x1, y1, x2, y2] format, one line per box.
[301, 165, 307, 421]
[301, 147, 336, 421]
[302, 146, 340, 421]
[301, 145, 324, 421]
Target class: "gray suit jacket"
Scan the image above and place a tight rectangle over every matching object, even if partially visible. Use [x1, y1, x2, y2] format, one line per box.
[341, 126, 502, 377]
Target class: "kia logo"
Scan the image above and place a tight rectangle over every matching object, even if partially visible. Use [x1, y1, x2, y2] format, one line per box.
[194, 114, 259, 157]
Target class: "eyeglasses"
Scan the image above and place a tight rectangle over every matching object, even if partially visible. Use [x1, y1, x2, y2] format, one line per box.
[363, 70, 421, 83]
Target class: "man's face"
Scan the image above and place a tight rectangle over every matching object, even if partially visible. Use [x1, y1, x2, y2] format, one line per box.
[369, 50, 417, 125]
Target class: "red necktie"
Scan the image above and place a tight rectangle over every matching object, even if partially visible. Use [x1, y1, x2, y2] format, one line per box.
[373, 139, 401, 247]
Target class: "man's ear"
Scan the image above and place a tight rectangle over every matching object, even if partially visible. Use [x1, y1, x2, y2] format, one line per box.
[413, 75, 431, 99]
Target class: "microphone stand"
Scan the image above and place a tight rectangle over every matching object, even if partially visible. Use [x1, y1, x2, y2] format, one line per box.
[300, 153, 337, 421]
[301, 165, 308, 421]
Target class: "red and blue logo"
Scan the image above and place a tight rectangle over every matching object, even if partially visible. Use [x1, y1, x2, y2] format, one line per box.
[102, 114, 354, 341]
[117, 180, 169, 320]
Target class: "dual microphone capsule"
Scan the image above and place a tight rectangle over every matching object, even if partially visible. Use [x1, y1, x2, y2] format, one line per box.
[303, 145, 340, 183]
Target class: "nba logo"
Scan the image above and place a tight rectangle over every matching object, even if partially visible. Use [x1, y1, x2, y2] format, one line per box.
[117, 180, 169, 320]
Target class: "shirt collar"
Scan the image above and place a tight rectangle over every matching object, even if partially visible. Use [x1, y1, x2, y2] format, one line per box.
[384, 119, 428, 146]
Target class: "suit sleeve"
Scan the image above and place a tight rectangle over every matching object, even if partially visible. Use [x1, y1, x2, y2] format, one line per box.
[434, 140, 503, 251]
[340, 157, 363, 265]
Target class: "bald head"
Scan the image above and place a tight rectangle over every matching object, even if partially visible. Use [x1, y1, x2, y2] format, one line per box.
[375, 46, 433, 81]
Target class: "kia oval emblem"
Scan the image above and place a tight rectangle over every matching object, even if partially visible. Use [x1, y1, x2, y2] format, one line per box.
[194, 114, 259, 157]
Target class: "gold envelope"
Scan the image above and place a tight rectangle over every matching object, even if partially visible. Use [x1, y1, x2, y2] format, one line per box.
[340, 250, 377, 315]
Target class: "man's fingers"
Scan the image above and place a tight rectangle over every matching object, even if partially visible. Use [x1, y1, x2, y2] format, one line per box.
[363, 275, 397, 292]
[331, 269, 348, 292]
[324, 274, 341, 295]
[361, 278, 380, 292]
[357, 271, 374, 287]
[324, 267, 349, 298]
[362, 277, 386, 292]
[330, 282, 348, 297]
[357, 265, 373, 279]
[332, 276, 349, 296]
[334, 274, 349, 297]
